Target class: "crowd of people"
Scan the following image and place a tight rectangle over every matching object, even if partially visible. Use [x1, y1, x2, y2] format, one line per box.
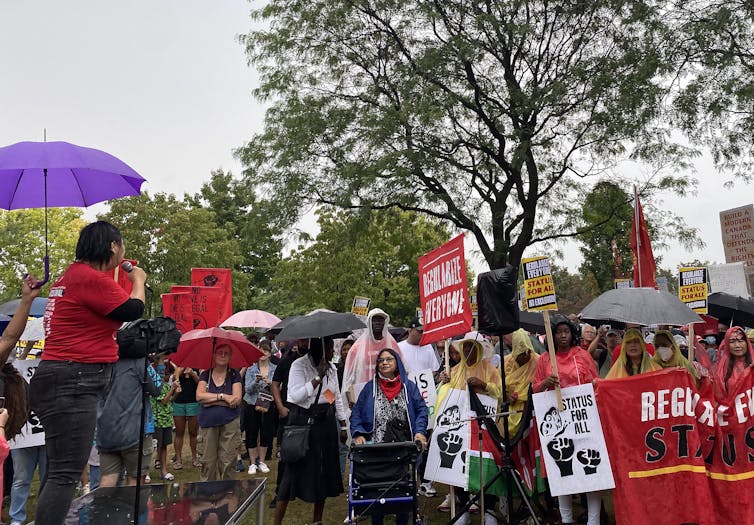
[0, 220, 752, 525]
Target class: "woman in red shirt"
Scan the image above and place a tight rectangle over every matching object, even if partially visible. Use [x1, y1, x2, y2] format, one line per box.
[532, 315, 601, 525]
[29, 221, 146, 525]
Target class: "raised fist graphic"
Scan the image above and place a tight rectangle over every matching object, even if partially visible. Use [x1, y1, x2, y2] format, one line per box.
[547, 437, 575, 477]
[577, 449, 601, 475]
[437, 431, 463, 469]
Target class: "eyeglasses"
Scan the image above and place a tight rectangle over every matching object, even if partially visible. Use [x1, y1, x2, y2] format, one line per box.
[377, 357, 395, 364]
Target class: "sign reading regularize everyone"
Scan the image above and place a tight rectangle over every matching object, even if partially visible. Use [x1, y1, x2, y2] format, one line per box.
[418, 234, 472, 345]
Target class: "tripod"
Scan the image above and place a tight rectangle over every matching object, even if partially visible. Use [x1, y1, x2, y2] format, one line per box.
[447, 355, 543, 525]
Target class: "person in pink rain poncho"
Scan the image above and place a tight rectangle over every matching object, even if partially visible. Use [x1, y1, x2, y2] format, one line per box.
[341, 308, 402, 406]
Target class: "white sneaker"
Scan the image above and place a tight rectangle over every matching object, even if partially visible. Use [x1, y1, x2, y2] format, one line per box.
[484, 510, 499, 525]
[82, 482, 91, 495]
[438, 494, 452, 512]
[248, 464, 257, 475]
[144, 474, 151, 483]
[258, 461, 270, 473]
[419, 481, 437, 496]
[455, 513, 471, 525]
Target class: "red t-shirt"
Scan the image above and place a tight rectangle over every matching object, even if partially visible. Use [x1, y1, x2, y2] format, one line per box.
[42, 262, 131, 363]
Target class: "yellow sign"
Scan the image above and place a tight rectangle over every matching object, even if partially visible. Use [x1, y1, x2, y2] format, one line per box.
[678, 267, 708, 314]
[521, 256, 558, 311]
[351, 296, 371, 316]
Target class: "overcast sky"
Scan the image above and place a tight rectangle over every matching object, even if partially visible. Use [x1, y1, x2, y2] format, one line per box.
[1, 1, 750, 275]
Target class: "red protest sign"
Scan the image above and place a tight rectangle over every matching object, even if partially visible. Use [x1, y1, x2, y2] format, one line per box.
[418, 234, 472, 345]
[191, 268, 232, 322]
[597, 368, 714, 525]
[161, 293, 193, 334]
[170, 285, 224, 330]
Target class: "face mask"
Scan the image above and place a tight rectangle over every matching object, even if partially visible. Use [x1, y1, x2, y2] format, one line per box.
[656, 346, 673, 362]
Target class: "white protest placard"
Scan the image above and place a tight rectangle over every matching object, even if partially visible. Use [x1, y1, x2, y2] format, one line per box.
[425, 388, 496, 488]
[409, 369, 437, 428]
[720, 204, 754, 274]
[708, 262, 751, 298]
[9, 359, 45, 449]
[532, 383, 614, 496]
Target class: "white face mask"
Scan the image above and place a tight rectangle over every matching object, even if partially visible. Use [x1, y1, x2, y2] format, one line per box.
[657, 346, 673, 362]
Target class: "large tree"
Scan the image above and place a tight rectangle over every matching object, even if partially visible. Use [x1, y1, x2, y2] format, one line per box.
[257, 208, 455, 324]
[0, 208, 84, 300]
[670, 1, 754, 181]
[188, 170, 284, 304]
[239, 0, 692, 271]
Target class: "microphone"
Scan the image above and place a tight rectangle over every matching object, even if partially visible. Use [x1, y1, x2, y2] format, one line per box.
[121, 261, 134, 273]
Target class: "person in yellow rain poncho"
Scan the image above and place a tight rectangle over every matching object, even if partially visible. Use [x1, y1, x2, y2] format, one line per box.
[605, 328, 662, 379]
[650, 330, 697, 379]
[503, 329, 539, 437]
[433, 338, 503, 525]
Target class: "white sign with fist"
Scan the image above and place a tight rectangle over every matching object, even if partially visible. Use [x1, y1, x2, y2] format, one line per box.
[533, 383, 614, 496]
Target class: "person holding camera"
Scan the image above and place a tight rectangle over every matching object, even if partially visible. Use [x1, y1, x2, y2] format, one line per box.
[29, 221, 146, 525]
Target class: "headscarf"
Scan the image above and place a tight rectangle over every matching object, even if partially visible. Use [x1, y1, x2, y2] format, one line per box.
[713, 326, 754, 401]
[435, 338, 503, 417]
[503, 329, 539, 436]
[650, 330, 696, 379]
[341, 308, 402, 404]
[375, 348, 403, 402]
[606, 328, 661, 379]
[504, 329, 539, 397]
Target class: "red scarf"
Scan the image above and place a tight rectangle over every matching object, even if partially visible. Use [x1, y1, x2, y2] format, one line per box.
[378, 374, 402, 402]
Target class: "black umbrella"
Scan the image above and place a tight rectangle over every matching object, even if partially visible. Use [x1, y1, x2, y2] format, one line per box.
[518, 310, 545, 334]
[580, 288, 702, 327]
[265, 315, 303, 336]
[707, 292, 754, 328]
[276, 311, 366, 340]
[0, 297, 48, 317]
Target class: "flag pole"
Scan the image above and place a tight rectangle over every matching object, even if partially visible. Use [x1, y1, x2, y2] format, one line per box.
[634, 186, 640, 287]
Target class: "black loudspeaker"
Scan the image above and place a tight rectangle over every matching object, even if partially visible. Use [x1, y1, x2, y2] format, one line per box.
[477, 265, 520, 335]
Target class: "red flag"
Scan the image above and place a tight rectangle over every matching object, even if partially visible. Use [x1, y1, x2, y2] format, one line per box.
[630, 190, 656, 288]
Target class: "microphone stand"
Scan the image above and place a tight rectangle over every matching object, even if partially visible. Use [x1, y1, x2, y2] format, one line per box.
[133, 287, 154, 524]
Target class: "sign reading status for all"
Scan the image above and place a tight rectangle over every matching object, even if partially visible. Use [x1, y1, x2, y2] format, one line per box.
[522, 256, 558, 311]
[678, 266, 708, 314]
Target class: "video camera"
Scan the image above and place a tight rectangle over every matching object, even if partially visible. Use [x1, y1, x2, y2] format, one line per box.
[117, 317, 181, 359]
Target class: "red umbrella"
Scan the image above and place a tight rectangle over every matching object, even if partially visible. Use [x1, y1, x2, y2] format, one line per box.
[171, 327, 262, 369]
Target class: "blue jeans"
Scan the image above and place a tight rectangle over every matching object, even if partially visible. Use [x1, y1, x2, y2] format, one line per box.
[89, 464, 100, 490]
[29, 361, 115, 525]
[9, 445, 47, 523]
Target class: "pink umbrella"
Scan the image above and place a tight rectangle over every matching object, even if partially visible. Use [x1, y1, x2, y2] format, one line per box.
[220, 309, 281, 329]
[171, 327, 262, 369]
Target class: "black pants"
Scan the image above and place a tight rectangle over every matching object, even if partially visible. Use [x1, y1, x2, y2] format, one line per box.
[244, 403, 275, 449]
[29, 361, 115, 525]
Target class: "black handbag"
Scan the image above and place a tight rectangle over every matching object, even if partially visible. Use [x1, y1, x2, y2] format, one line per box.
[279, 381, 323, 464]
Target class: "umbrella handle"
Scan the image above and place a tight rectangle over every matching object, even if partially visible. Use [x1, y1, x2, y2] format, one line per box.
[27, 256, 50, 289]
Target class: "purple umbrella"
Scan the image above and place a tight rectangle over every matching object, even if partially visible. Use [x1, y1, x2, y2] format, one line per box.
[0, 141, 146, 285]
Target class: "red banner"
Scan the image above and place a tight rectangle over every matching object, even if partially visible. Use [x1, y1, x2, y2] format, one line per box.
[597, 369, 714, 525]
[191, 268, 232, 323]
[418, 234, 472, 345]
[170, 286, 224, 330]
[161, 293, 193, 334]
[707, 367, 754, 524]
